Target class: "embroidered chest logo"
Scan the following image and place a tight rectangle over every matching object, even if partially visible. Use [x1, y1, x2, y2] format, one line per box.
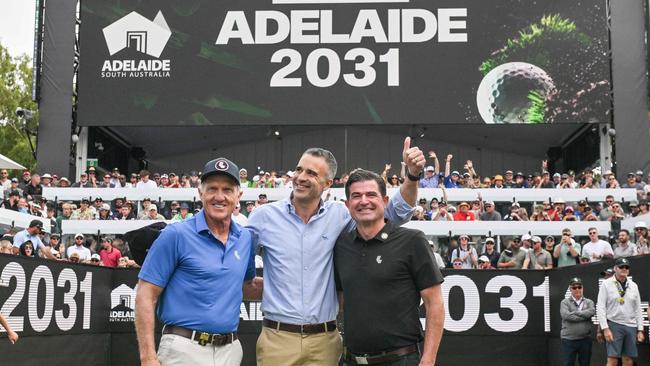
[376, 256, 383, 264]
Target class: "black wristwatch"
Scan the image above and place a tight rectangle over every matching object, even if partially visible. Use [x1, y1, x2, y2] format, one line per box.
[407, 170, 423, 181]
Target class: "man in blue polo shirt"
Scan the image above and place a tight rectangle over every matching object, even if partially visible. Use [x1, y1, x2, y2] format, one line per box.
[12, 219, 57, 260]
[135, 157, 261, 366]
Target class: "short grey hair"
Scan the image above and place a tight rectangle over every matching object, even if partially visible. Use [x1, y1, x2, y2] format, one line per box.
[303, 148, 337, 180]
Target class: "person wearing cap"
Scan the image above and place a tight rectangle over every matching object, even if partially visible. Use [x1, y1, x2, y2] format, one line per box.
[243, 201, 256, 217]
[622, 172, 645, 201]
[18, 170, 31, 191]
[612, 229, 638, 259]
[442, 154, 461, 189]
[497, 237, 527, 269]
[239, 168, 252, 188]
[247, 139, 424, 366]
[597, 258, 645, 365]
[257, 193, 268, 205]
[477, 255, 494, 269]
[145, 205, 166, 220]
[88, 253, 102, 266]
[136, 170, 158, 190]
[98, 237, 121, 268]
[98, 203, 114, 220]
[581, 227, 614, 262]
[11, 220, 56, 259]
[0, 189, 21, 211]
[479, 237, 499, 268]
[491, 174, 505, 189]
[562, 206, 578, 221]
[479, 200, 501, 221]
[522, 236, 553, 269]
[432, 200, 453, 222]
[66, 233, 92, 261]
[419, 151, 440, 188]
[136, 157, 261, 366]
[542, 235, 558, 267]
[559, 277, 596, 366]
[70, 197, 95, 220]
[71, 170, 93, 188]
[138, 198, 153, 219]
[172, 202, 194, 221]
[450, 234, 478, 269]
[335, 169, 444, 366]
[553, 228, 581, 267]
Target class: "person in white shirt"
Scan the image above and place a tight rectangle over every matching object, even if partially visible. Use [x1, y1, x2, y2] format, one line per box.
[66, 233, 92, 261]
[581, 227, 614, 262]
[231, 203, 248, 226]
[597, 258, 645, 366]
[135, 170, 158, 190]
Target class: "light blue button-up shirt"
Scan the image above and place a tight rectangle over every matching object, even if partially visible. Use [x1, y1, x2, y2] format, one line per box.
[247, 192, 414, 324]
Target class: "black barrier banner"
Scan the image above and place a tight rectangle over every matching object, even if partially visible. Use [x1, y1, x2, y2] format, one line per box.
[0, 254, 112, 336]
[78, 0, 611, 126]
[2, 254, 647, 341]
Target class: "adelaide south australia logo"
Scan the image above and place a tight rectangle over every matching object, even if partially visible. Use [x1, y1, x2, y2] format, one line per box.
[101, 10, 172, 78]
[110, 284, 136, 322]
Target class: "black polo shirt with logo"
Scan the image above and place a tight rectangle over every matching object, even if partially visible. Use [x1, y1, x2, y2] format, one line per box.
[334, 221, 444, 354]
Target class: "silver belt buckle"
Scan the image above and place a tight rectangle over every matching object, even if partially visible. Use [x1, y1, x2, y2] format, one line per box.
[354, 356, 369, 365]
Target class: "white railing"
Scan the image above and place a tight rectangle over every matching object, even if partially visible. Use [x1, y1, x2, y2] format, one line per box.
[43, 187, 637, 203]
[0, 209, 52, 233]
[61, 219, 611, 237]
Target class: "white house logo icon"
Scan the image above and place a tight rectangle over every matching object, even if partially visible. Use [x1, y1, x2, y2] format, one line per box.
[110, 284, 137, 322]
[103, 11, 171, 58]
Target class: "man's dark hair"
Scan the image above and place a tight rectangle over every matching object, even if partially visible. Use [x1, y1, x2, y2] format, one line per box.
[619, 229, 630, 236]
[139, 170, 150, 177]
[344, 169, 386, 198]
[303, 148, 337, 180]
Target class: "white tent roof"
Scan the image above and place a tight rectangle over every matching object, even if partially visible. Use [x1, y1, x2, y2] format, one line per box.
[0, 153, 26, 170]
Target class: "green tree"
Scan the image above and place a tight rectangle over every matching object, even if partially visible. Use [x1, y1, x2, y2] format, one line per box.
[0, 42, 38, 175]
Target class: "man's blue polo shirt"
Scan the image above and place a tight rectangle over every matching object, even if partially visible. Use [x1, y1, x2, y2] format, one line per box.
[138, 210, 255, 334]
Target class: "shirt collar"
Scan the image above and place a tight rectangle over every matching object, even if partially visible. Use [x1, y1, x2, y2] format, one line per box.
[284, 194, 326, 216]
[351, 220, 395, 243]
[194, 209, 241, 238]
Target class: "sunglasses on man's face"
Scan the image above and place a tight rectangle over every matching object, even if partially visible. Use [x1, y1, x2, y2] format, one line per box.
[617, 265, 630, 270]
[570, 286, 582, 290]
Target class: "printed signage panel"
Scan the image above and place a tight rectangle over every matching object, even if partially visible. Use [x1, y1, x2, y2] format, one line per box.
[78, 0, 611, 126]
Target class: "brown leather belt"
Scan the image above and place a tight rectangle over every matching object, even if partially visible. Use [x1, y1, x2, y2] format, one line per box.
[263, 319, 337, 334]
[345, 344, 418, 365]
[162, 325, 238, 346]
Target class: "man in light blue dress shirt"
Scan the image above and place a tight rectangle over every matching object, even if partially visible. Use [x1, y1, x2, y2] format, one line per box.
[248, 137, 425, 366]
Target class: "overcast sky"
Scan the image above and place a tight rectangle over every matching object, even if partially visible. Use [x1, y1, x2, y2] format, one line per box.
[0, 0, 37, 58]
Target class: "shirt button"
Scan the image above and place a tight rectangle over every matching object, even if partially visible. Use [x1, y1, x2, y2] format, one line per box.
[304, 266, 308, 270]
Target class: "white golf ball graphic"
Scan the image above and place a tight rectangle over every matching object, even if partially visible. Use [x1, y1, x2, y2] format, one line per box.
[476, 62, 555, 124]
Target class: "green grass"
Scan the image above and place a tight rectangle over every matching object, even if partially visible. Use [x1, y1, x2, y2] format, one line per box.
[479, 14, 591, 75]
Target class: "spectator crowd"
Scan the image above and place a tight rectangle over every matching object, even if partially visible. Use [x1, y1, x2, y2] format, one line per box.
[1, 154, 649, 269]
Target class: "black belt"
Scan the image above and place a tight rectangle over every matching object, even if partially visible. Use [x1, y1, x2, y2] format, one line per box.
[263, 319, 337, 334]
[344, 344, 418, 365]
[162, 325, 238, 346]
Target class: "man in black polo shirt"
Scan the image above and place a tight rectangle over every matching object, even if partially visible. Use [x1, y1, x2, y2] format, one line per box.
[335, 169, 444, 366]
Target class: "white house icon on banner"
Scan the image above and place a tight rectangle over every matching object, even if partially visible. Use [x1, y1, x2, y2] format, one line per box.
[103, 11, 171, 58]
